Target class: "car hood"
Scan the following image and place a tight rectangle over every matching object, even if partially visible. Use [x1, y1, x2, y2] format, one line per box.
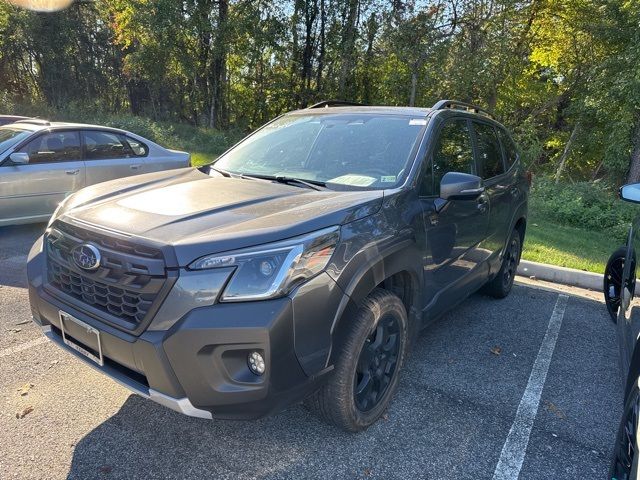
[59, 168, 383, 266]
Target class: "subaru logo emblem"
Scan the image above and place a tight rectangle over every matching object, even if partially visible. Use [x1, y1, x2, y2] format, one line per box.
[71, 244, 101, 271]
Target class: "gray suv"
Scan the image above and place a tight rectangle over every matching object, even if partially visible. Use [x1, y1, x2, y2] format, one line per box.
[27, 100, 529, 431]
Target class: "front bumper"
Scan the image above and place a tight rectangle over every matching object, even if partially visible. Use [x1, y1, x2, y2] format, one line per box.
[40, 324, 212, 419]
[27, 236, 343, 420]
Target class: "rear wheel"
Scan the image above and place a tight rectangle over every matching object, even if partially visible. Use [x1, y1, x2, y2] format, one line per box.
[305, 288, 409, 432]
[604, 247, 628, 323]
[482, 229, 522, 299]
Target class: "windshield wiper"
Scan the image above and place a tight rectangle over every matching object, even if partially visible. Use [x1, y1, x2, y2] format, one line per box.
[240, 173, 326, 191]
[208, 165, 232, 177]
[274, 176, 325, 191]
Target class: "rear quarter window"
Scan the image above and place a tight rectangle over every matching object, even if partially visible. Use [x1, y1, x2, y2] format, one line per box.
[472, 122, 504, 179]
[125, 136, 148, 157]
[497, 128, 518, 170]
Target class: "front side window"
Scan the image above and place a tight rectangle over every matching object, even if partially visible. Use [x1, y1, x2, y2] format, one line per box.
[422, 119, 474, 196]
[19, 131, 81, 164]
[473, 122, 504, 179]
[83, 130, 133, 160]
[213, 114, 425, 189]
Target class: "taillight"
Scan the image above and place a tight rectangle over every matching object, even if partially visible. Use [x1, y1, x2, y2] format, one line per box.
[525, 170, 532, 187]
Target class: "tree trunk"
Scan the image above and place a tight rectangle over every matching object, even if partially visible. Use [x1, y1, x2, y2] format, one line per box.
[337, 0, 359, 99]
[627, 111, 640, 184]
[209, 0, 228, 129]
[554, 123, 579, 184]
[315, 0, 326, 95]
[301, 0, 318, 106]
[409, 70, 417, 107]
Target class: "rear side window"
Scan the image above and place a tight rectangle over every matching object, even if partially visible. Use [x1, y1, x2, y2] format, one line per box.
[19, 131, 81, 164]
[497, 128, 518, 170]
[473, 122, 504, 179]
[422, 119, 474, 196]
[83, 130, 133, 160]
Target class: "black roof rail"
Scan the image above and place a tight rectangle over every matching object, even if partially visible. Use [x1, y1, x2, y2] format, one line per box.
[432, 100, 494, 119]
[307, 100, 364, 109]
[13, 118, 51, 126]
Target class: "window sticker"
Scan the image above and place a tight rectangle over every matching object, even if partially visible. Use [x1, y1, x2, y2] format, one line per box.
[328, 174, 377, 186]
[380, 176, 397, 183]
[409, 119, 427, 126]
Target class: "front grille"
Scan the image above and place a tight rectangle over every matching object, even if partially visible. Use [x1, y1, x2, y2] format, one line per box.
[45, 222, 168, 330]
[48, 262, 155, 324]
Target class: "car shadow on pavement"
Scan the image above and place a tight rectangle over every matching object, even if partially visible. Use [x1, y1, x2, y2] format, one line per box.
[0, 223, 45, 289]
[63, 285, 622, 480]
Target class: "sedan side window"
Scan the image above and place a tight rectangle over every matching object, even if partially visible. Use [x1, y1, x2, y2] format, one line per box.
[19, 131, 81, 164]
[421, 119, 474, 196]
[473, 122, 504, 179]
[83, 131, 133, 160]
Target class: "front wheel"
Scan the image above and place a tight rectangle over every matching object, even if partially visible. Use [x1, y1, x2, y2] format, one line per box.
[610, 386, 640, 480]
[305, 288, 409, 432]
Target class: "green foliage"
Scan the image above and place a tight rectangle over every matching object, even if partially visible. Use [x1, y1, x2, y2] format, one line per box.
[1, 0, 640, 185]
[530, 178, 638, 241]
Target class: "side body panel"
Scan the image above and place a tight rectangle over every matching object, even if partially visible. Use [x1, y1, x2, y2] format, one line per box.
[0, 160, 85, 225]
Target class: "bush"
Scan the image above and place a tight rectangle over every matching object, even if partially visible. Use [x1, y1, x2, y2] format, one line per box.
[530, 178, 638, 241]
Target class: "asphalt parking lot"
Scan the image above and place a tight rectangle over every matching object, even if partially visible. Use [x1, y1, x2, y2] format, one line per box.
[0, 224, 622, 479]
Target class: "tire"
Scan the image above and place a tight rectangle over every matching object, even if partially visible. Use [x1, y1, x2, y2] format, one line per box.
[304, 288, 409, 432]
[604, 246, 628, 323]
[482, 229, 522, 299]
[610, 386, 640, 480]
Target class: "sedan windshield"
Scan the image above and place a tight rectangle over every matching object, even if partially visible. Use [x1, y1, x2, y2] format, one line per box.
[0, 127, 31, 155]
[213, 114, 426, 189]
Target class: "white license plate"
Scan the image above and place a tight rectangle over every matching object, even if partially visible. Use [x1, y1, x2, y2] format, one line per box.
[59, 311, 104, 366]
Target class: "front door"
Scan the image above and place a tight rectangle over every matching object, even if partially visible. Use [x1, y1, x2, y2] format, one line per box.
[419, 118, 490, 317]
[0, 130, 84, 225]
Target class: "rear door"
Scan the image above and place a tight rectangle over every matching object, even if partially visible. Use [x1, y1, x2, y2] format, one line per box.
[82, 130, 146, 185]
[471, 120, 510, 265]
[420, 117, 490, 315]
[0, 130, 84, 224]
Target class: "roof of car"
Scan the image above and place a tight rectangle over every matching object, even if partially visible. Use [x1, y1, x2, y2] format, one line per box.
[1, 120, 128, 133]
[290, 106, 434, 117]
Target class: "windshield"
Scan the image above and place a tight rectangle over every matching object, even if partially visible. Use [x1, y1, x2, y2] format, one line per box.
[213, 114, 426, 189]
[0, 127, 31, 155]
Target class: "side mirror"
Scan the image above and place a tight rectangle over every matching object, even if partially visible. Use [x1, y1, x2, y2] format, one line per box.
[440, 172, 484, 201]
[9, 152, 29, 165]
[620, 183, 640, 204]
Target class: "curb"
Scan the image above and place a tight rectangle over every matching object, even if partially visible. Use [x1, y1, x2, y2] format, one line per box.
[517, 260, 605, 292]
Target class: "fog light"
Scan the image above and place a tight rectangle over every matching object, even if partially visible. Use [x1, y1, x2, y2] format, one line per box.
[248, 351, 265, 375]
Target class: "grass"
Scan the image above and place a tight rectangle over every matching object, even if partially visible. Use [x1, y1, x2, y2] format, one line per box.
[521, 214, 616, 274]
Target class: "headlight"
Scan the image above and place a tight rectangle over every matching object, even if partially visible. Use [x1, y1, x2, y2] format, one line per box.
[189, 226, 339, 302]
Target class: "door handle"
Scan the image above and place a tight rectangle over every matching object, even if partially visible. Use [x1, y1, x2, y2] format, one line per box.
[65, 169, 80, 175]
[477, 196, 489, 213]
[130, 164, 142, 170]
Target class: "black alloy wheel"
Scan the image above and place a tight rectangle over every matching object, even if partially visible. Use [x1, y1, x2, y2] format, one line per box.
[611, 388, 640, 480]
[353, 313, 401, 412]
[502, 235, 520, 290]
[605, 247, 628, 323]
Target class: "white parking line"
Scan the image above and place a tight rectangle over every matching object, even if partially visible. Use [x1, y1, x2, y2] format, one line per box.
[0, 336, 48, 358]
[492, 293, 569, 480]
